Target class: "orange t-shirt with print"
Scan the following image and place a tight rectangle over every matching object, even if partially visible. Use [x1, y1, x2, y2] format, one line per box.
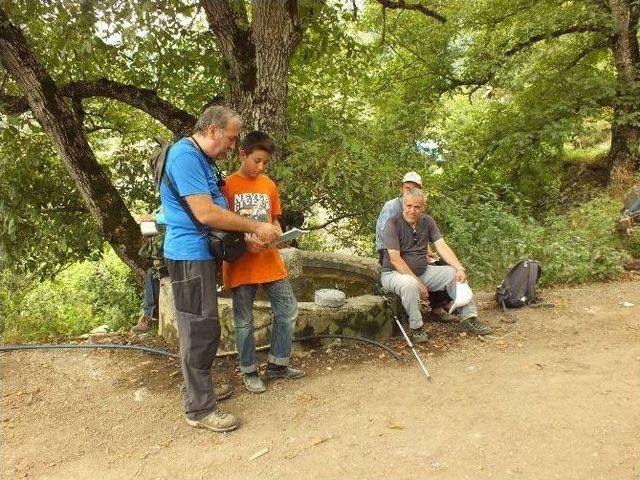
[222, 172, 287, 289]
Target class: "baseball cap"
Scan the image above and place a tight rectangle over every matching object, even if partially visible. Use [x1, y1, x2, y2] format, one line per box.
[448, 282, 473, 314]
[402, 171, 422, 187]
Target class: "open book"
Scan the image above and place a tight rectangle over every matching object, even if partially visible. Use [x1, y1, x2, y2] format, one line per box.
[267, 228, 308, 247]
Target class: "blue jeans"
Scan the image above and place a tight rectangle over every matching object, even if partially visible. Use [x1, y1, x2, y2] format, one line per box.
[231, 279, 298, 374]
[142, 268, 159, 318]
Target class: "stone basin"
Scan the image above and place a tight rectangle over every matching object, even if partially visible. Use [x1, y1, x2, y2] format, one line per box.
[158, 248, 395, 351]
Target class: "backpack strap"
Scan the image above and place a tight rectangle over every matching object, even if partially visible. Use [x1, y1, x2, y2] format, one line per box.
[526, 261, 539, 304]
[161, 171, 210, 240]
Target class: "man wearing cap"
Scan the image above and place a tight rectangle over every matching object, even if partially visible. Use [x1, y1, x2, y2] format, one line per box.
[380, 188, 492, 343]
[375, 171, 451, 321]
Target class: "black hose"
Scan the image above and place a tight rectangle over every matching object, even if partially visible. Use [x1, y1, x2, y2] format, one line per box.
[0, 343, 178, 358]
[0, 334, 402, 363]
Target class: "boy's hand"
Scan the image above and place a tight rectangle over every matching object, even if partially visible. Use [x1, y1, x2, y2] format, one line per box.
[253, 222, 280, 243]
[245, 236, 267, 254]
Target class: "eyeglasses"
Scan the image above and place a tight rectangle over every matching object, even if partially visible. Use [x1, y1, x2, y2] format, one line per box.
[412, 230, 418, 246]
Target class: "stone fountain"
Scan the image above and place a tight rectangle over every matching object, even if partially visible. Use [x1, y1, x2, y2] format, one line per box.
[157, 248, 395, 351]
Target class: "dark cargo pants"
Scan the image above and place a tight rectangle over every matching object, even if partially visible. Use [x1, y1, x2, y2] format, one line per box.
[166, 259, 220, 421]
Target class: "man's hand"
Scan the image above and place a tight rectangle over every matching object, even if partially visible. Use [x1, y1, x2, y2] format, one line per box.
[419, 283, 430, 300]
[254, 222, 280, 244]
[455, 268, 467, 283]
[427, 252, 440, 264]
[245, 235, 267, 254]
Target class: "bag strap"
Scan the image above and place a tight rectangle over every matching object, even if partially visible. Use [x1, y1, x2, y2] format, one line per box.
[161, 170, 209, 240]
[526, 261, 539, 303]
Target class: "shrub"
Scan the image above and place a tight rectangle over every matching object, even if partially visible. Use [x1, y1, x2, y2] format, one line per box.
[1, 247, 140, 343]
[430, 191, 626, 288]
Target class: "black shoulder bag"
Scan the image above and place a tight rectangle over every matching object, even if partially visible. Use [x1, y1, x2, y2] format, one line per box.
[162, 140, 246, 263]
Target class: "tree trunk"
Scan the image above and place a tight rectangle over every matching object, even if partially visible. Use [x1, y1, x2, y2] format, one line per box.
[0, 8, 147, 280]
[607, 0, 640, 183]
[202, 0, 309, 147]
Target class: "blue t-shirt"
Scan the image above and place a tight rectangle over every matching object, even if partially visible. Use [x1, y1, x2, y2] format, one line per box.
[375, 197, 402, 252]
[160, 138, 228, 260]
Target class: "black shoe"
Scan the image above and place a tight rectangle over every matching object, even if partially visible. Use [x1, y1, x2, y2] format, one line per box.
[461, 317, 492, 335]
[425, 310, 457, 323]
[264, 365, 305, 380]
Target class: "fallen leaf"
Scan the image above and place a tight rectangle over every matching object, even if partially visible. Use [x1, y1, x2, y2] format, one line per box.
[310, 436, 328, 446]
[249, 448, 269, 460]
[387, 422, 404, 430]
[621, 301, 635, 307]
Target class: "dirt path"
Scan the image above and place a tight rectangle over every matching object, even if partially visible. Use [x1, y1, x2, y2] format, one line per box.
[2, 279, 639, 479]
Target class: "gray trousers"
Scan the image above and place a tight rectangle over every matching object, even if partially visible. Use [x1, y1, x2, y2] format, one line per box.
[381, 265, 478, 329]
[166, 259, 220, 421]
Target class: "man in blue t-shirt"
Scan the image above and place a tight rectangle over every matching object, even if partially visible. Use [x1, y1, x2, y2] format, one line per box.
[160, 105, 279, 433]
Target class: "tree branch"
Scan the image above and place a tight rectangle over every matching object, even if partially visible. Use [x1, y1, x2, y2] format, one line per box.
[505, 24, 611, 57]
[1, 78, 197, 136]
[306, 209, 371, 231]
[375, 0, 446, 23]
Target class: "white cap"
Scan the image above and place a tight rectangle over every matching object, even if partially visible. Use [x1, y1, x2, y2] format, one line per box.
[449, 282, 473, 314]
[402, 171, 422, 187]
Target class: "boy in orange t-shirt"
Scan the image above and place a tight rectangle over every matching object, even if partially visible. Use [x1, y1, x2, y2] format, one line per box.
[223, 131, 304, 393]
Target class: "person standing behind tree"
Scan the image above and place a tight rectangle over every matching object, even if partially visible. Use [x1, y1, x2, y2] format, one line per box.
[132, 209, 166, 334]
[222, 131, 304, 394]
[160, 106, 279, 433]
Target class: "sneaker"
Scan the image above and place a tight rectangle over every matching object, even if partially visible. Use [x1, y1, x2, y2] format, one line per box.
[131, 315, 151, 333]
[215, 383, 234, 401]
[409, 326, 429, 344]
[186, 409, 239, 432]
[461, 317, 493, 335]
[264, 365, 305, 380]
[243, 373, 266, 393]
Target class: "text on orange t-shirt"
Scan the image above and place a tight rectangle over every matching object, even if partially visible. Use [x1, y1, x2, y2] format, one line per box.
[222, 172, 287, 289]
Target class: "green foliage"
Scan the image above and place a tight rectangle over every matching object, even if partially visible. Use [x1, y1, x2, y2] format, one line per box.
[537, 196, 627, 284]
[622, 229, 640, 258]
[431, 192, 626, 287]
[431, 189, 542, 287]
[1, 246, 140, 343]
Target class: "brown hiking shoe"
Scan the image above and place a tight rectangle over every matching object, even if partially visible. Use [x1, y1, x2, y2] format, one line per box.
[215, 383, 234, 401]
[131, 315, 151, 333]
[186, 409, 239, 432]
